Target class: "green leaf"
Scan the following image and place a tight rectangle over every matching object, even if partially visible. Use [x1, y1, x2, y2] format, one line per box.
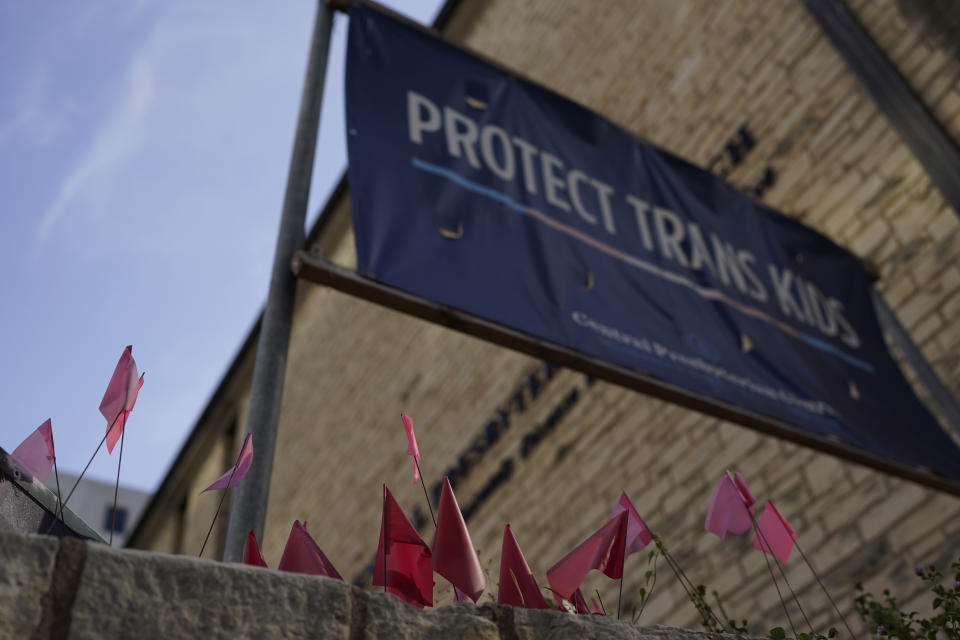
[769, 627, 787, 639]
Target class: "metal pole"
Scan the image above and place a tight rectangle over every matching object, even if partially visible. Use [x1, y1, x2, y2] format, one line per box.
[871, 288, 960, 439]
[222, 0, 334, 562]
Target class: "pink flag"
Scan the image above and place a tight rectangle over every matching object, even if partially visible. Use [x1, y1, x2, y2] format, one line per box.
[498, 524, 547, 609]
[705, 471, 755, 539]
[431, 477, 486, 602]
[201, 433, 253, 493]
[374, 484, 433, 608]
[99, 346, 144, 454]
[609, 493, 653, 556]
[277, 521, 343, 579]
[11, 419, 55, 482]
[243, 530, 268, 568]
[753, 501, 796, 563]
[546, 510, 628, 601]
[401, 414, 420, 484]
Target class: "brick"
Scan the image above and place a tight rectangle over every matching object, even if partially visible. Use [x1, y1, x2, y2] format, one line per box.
[911, 314, 942, 345]
[856, 482, 926, 540]
[896, 290, 942, 330]
[802, 455, 847, 497]
[887, 494, 960, 552]
[850, 218, 891, 256]
[0, 532, 58, 639]
[879, 273, 919, 308]
[929, 208, 958, 238]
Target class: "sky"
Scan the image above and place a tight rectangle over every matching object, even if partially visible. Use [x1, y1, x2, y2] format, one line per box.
[0, 0, 442, 493]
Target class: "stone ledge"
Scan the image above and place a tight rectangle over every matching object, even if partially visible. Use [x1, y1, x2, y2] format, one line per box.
[1, 532, 761, 639]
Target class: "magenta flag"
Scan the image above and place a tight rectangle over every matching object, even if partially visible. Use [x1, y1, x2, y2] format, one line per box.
[11, 419, 55, 482]
[431, 477, 486, 602]
[277, 521, 343, 579]
[243, 530, 269, 568]
[401, 414, 420, 484]
[99, 346, 144, 454]
[609, 492, 653, 556]
[201, 433, 253, 493]
[705, 471, 755, 539]
[546, 510, 628, 601]
[753, 501, 797, 563]
[498, 524, 547, 609]
[374, 484, 434, 608]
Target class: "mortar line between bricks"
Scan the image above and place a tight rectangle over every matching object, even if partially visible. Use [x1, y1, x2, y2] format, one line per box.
[31, 538, 87, 640]
[348, 587, 368, 640]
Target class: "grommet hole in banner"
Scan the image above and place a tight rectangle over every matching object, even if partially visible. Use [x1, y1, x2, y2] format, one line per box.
[438, 221, 463, 239]
[582, 270, 594, 291]
[465, 79, 489, 110]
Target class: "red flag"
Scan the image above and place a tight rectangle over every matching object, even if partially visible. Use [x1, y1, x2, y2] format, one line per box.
[546, 510, 628, 601]
[11, 419, 55, 482]
[201, 433, 253, 493]
[374, 484, 433, 607]
[431, 477, 486, 602]
[243, 530, 268, 568]
[498, 524, 547, 609]
[753, 501, 796, 563]
[401, 414, 420, 484]
[277, 521, 342, 579]
[99, 346, 144, 454]
[705, 471, 755, 539]
[609, 492, 653, 556]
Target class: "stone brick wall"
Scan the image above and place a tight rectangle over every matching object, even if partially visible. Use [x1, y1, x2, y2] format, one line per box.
[128, 1, 960, 637]
[4, 531, 752, 640]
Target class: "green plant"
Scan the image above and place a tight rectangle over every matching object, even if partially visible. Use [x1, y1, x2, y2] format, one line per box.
[767, 627, 835, 639]
[631, 543, 661, 623]
[854, 560, 960, 639]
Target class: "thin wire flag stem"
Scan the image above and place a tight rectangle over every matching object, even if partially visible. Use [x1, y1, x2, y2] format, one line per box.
[52, 438, 64, 527]
[652, 534, 730, 633]
[413, 454, 463, 602]
[754, 525, 799, 639]
[382, 484, 388, 594]
[414, 458, 436, 528]
[742, 499, 808, 638]
[43, 410, 123, 535]
[617, 578, 622, 620]
[109, 428, 126, 546]
[794, 539, 855, 638]
[199, 441, 246, 558]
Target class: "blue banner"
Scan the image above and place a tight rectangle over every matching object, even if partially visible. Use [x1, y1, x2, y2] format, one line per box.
[345, 6, 960, 481]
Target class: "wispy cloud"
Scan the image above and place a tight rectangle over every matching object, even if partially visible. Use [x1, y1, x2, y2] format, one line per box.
[0, 69, 63, 149]
[35, 52, 155, 245]
[0, 107, 36, 145]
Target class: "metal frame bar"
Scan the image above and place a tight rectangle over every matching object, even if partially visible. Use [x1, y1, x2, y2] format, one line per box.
[871, 289, 960, 438]
[802, 0, 960, 218]
[293, 252, 960, 498]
